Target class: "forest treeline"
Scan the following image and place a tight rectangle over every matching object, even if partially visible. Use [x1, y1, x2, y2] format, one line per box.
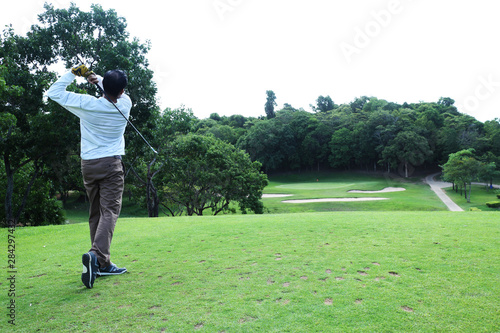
[201, 95, 499, 175]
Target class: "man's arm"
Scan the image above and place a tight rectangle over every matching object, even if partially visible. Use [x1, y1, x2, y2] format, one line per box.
[46, 64, 100, 109]
[46, 71, 104, 112]
[45, 71, 79, 106]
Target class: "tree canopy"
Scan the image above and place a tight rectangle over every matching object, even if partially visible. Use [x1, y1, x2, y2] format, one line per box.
[160, 134, 268, 216]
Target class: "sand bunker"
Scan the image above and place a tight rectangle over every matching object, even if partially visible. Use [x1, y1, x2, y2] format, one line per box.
[264, 186, 405, 203]
[262, 194, 294, 198]
[347, 187, 406, 194]
[282, 198, 389, 203]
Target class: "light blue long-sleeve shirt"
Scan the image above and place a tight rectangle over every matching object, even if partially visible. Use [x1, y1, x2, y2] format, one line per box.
[46, 71, 132, 160]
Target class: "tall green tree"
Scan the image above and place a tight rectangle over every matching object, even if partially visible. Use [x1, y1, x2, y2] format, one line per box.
[265, 90, 277, 119]
[33, 3, 160, 216]
[35, 3, 158, 142]
[382, 131, 433, 177]
[329, 128, 356, 169]
[314, 95, 334, 112]
[127, 106, 196, 217]
[0, 28, 69, 226]
[441, 149, 481, 203]
[160, 134, 268, 216]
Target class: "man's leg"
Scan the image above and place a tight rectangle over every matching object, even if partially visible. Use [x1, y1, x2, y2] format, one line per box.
[86, 182, 101, 246]
[81, 160, 102, 248]
[90, 158, 124, 268]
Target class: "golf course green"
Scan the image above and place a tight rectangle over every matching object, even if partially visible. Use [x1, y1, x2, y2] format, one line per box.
[2, 172, 499, 332]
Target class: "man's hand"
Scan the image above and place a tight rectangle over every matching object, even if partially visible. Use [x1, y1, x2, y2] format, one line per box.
[86, 73, 99, 85]
[71, 64, 94, 78]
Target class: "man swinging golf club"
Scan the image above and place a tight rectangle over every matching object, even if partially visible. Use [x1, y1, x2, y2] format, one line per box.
[47, 64, 129, 288]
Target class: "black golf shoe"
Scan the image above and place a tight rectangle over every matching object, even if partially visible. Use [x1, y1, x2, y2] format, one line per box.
[81, 252, 98, 289]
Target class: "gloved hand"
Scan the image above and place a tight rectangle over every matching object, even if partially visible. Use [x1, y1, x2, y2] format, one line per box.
[71, 64, 94, 78]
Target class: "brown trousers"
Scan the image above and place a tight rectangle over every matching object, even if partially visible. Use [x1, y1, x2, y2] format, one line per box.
[81, 156, 125, 268]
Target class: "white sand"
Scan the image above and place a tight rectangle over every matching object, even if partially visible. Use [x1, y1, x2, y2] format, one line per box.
[262, 194, 294, 198]
[282, 197, 389, 203]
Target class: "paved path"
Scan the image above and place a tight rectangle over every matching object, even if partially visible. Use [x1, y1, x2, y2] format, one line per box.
[424, 173, 464, 212]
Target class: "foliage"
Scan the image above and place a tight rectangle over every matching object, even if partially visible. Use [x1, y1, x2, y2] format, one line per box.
[0, 28, 69, 226]
[160, 134, 268, 216]
[264, 90, 277, 119]
[485, 201, 500, 208]
[35, 2, 159, 155]
[441, 149, 482, 203]
[0, 4, 158, 224]
[125, 105, 197, 217]
[0, 162, 65, 226]
[313, 95, 335, 112]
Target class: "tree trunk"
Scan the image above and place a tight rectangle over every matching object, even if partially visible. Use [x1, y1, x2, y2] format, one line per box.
[15, 161, 41, 224]
[146, 179, 159, 217]
[146, 160, 159, 217]
[4, 154, 15, 227]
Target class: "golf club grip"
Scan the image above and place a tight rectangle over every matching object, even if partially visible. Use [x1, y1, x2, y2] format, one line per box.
[93, 83, 158, 155]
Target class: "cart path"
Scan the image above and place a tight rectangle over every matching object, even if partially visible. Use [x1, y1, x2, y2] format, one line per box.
[424, 173, 464, 212]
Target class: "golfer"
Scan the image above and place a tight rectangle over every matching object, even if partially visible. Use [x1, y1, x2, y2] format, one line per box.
[47, 65, 130, 289]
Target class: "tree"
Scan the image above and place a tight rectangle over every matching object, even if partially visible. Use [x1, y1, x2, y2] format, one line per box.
[313, 95, 335, 112]
[0, 28, 70, 226]
[160, 134, 268, 216]
[237, 119, 295, 172]
[265, 90, 277, 119]
[477, 159, 498, 189]
[33, 3, 160, 217]
[329, 128, 356, 169]
[382, 131, 433, 177]
[301, 118, 332, 171]
[437, 97, 455, 107]
[350, 96, 370, 112]
[441, 149, 481, 203]
[484, 119, 500, 157]
[36, 2, 158, 140]
[127, 106, 196, 217]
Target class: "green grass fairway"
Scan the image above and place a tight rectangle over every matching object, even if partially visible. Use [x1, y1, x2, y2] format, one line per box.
[276, 181, 360, 190]
[63, 172, 448, 223]
[263, 173, 448, 213]
[4, 212, 499, 332]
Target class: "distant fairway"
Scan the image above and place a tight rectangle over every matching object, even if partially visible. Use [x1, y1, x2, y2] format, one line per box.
[277, 182, 358, 190]
[263, 172, 449, 213]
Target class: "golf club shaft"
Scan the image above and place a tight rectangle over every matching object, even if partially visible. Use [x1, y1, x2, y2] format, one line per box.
[94, 83, 158, 155]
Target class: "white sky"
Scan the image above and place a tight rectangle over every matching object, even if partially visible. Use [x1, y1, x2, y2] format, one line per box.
[2, 0, 499, 122]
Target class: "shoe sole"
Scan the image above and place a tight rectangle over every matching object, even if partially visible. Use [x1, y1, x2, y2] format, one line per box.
[97, 268, 127, 276]
[81, 253, 96, 288]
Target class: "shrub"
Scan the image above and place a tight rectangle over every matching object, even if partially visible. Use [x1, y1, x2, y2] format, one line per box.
[1, 165, 66, 227]
[469, 207, 482, 212]
[485, 201, 500, 209]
